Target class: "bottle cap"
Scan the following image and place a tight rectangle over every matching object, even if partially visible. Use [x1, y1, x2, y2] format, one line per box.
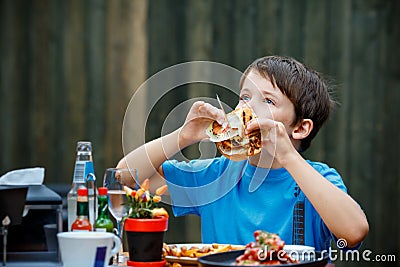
[98, 187, 108, 196]
[76, 141, 92, 152]
[77, 188, 88, 196]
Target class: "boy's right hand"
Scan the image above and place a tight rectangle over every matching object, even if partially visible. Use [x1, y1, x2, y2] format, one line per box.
[179, 101, 225, 148]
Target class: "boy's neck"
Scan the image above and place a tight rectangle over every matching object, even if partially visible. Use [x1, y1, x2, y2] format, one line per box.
[249, 153, 283, 169]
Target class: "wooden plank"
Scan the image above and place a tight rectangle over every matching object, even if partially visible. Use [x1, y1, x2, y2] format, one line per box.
[147, 0, 185, 74]
[48, 0, 69, 182]
[185, 0, 213, 62]
[324, 0, 352, 180]
[105, 0, 148, 168]
[232, 0, 257, 71]
[211, 0, 237, 104]
[348, 0, 381, 253]
[64, 0, 87, 167]
[302, 0, 329, 161]
[0, 0, 15, 171]
[85, 0, 106, 178]
[105, 0, 124, 168]
[119, 0, 148, 164]
[185, 0, 214, 161]
[11, 0, 31, 170]
[256, 0, 281, 56]
[280, 0, 306, 59]
[146, 0, 187, 143]
[146, 0, 168, 142]
[383, 1, 400, 255]
[211, 0, 233, 65]
[29, 0, 51, 178]
[186, 0, 213, 99]
[374, 0, 400, 257]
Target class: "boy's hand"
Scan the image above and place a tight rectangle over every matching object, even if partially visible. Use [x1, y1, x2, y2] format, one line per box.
[245, 118, 297, 165]
[179, 101, 225, 148]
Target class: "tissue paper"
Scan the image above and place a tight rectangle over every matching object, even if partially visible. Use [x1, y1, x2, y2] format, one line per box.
[0, 167, 45, 185]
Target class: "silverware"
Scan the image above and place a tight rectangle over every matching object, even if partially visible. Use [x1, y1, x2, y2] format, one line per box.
[216, 94, 231, 128]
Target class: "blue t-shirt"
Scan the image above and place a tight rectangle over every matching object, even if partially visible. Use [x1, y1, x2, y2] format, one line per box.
[162, 156, 347, 251]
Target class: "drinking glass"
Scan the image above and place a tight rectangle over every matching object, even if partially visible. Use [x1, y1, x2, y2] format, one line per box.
[103, 168, 137, 265]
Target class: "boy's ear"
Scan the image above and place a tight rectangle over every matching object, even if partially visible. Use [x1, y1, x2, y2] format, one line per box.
[292, 119, 313, 140]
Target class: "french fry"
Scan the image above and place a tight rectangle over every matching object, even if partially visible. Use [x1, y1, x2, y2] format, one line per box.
[181, 248, 199, 257]
[163, 243, 245, 259]
[213, 244, 231, 253]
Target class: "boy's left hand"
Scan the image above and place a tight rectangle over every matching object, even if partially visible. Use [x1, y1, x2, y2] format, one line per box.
[245, 118, 297, 165]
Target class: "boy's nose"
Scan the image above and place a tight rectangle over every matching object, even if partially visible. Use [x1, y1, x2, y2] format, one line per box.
[236, 102, 253, 110]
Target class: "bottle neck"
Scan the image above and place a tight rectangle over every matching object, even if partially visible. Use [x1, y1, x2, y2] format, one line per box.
[76, 152, 92, 161]
[97, 195, 109, 218]
[77, 197, 89, 217]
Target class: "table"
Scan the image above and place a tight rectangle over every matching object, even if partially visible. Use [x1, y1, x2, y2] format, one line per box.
[5, 261, 62, 267]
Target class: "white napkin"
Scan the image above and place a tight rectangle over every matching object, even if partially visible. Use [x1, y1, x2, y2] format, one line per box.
[0, 167, 45, 185]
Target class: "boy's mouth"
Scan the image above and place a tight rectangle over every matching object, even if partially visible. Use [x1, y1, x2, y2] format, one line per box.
[205, 107, 262, 161]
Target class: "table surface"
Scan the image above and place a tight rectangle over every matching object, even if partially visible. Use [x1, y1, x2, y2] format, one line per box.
[5, 262, 62, 267]
[5, 263, 132, 267]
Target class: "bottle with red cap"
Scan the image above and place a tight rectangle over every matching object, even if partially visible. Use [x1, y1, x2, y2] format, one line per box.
[94, 187, 114, 232]
[71, 187, 92, 231]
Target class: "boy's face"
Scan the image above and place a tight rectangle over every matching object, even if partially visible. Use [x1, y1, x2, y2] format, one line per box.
[237, 70, 296, 134]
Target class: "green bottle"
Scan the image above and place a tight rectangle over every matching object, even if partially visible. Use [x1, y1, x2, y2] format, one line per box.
[94, 187, 114, 232]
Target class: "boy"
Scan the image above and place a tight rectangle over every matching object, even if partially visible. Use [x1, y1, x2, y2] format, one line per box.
[117, 56, 368, 251]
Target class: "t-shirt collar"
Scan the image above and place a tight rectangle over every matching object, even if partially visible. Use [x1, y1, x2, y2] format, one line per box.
[243, 160, 290, 182]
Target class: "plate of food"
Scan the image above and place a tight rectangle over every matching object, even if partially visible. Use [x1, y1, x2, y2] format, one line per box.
[197, 231, 328, 267]
[197, 250, 328, 266]
[163, 243, 245, 266]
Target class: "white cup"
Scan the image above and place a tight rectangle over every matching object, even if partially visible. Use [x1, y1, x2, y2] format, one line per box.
[57, 231, 121, 267]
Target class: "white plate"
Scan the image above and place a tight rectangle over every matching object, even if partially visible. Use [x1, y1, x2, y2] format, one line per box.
[164, 243, 245, 265]
[283, 245, 316, 261]
[284, 245, 315, 250]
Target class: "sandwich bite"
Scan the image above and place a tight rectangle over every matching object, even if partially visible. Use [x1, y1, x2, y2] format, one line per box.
[206, 107, 262, 161]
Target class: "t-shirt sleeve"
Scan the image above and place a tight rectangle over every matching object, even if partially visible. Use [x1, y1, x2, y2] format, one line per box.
[311, 162, 362, 250]
[162, 157, 229, 217]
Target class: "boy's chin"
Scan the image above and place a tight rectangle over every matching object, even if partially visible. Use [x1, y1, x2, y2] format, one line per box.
[217, 144, 261, 162]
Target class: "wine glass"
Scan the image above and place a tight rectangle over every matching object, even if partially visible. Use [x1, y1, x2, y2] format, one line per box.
[103, 168, 137, 265]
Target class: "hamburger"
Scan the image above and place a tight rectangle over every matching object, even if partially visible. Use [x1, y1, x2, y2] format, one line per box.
[206, 107, 262, 161]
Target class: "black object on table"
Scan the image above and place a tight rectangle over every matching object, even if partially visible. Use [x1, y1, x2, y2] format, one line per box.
[0, 185, 63, 262]
[0, 186, 28, 226]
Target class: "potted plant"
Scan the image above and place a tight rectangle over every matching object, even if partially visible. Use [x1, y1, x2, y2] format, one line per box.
[123, 179, 169, 267]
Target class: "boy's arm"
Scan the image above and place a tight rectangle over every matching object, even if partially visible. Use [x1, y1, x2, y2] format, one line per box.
[117, 101, 224, 193]
[247, 120, 369, 248]
[116, 128, 183, 194]
[283, 153, 369, 248]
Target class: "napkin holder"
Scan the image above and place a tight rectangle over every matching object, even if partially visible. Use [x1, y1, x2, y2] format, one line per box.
[0, 186, 28, 226]
[0, 186, 28, 266]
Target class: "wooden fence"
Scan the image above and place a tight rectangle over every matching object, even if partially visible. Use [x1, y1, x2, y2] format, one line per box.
[1, 0, 399, 265]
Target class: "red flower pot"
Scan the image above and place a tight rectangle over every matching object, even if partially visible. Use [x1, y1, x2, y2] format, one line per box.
[124, 216, 168, 266]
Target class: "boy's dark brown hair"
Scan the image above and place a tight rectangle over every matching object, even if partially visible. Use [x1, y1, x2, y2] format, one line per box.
[240, 55, 336, 151]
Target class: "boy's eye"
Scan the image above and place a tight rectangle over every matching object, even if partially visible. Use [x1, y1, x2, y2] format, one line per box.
[240, 95, 250, 101]
[264, 98, 275, 105]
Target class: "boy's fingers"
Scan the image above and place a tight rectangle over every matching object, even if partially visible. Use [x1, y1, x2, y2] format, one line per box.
[245, 118, 273, 133]
[198, 102, 225, 124]
[245, 119, 257, 133]
[214, 110, 225, 125]
[245, 118, 261, 134]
